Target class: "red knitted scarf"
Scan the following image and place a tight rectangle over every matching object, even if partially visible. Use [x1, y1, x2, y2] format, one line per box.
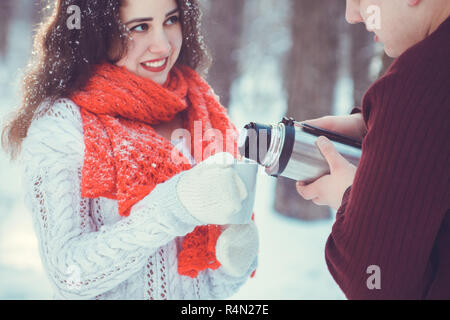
[71, 63, 239, 278]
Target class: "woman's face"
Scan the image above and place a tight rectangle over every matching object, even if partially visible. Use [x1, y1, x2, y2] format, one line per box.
[117, 0, 183, 84]
[345, 0, 428, 58]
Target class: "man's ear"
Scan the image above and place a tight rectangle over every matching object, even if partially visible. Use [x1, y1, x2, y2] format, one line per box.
[407, 0, 421, 7]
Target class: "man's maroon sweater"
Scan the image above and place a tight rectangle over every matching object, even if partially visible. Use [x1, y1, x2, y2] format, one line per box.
[325, 17, 450, 299]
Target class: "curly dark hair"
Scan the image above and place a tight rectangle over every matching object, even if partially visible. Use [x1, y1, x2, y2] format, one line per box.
[2, 0, 211, 159]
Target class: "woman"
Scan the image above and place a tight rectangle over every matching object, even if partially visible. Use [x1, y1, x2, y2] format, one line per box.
[296, 0, 449, 299]
[2, 0, 258, 299]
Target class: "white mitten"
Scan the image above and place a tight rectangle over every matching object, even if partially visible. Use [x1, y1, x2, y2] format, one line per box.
[215, 222, 259, 277]
[177, 152, 249, 225]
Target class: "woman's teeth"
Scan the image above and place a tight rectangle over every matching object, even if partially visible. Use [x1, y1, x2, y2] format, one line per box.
[143, 59, 166, 68]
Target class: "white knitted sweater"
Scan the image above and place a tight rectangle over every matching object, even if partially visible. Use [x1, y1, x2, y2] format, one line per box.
[21, 98, 256, 300]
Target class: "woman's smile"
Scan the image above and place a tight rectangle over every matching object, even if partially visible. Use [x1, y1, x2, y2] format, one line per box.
[141, 57, 169, 73]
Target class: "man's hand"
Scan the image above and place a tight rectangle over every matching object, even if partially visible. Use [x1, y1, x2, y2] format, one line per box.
[296, 136, 356, 210]
[302, 113, 367, 141]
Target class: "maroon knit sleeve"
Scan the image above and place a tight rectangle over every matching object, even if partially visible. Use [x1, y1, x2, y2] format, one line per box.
[325, 69, 450, 299]
[350, 107, 362, 115]
[337, 186, 352, 215]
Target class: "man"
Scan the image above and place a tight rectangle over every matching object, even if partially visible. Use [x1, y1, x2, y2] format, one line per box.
[296, 0, 449, 299]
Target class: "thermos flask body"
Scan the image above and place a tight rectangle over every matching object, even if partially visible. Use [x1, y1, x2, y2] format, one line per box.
[239, 118, 362, 183]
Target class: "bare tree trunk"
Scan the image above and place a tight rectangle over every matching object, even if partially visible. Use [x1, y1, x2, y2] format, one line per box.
[378, 52, 394, 78]
[350, 23, 374, 107]
[0, 0, 13, 59]
[32, 0, 43, 25]
[202, 0, 244, 108]
[274, 0, 346, 221]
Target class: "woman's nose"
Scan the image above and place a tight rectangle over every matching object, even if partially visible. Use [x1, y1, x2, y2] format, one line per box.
[147, 28, 171, 55]
[345, 0, 364, 24]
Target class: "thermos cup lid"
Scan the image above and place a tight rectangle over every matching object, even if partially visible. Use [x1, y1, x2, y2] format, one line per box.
[239, 120, 296, 177]
[238, 122, 272, 165]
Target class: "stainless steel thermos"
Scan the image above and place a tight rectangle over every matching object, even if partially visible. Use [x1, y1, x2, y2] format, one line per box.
[238, 117, 362, 182]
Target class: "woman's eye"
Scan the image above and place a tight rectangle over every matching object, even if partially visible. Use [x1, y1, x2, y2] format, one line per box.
[131, 24, 149, 32]
[166, 15, 180, 26]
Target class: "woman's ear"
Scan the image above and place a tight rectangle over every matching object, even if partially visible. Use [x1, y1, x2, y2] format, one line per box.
[407, 0, 421, 7]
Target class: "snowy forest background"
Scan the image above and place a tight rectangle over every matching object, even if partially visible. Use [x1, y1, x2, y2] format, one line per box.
[0, 0, 392, 299]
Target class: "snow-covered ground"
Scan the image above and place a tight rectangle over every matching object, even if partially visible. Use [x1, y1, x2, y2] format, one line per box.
[0, 0, 345, 300]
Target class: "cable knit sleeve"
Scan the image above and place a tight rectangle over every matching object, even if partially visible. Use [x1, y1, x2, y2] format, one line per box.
[21, 99, 202, 299]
